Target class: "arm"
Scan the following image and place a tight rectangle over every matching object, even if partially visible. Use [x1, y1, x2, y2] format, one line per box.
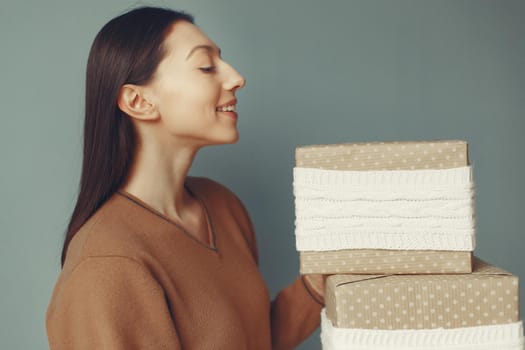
[46, 256, 182, 350]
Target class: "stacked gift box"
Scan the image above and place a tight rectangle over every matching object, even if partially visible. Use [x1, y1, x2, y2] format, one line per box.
[293, 140, 523, 349]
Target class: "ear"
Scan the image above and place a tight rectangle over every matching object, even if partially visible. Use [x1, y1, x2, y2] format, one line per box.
[117, 84, 158, 121]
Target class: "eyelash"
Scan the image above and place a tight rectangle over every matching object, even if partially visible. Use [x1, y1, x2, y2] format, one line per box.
[199, 66, 216, 73]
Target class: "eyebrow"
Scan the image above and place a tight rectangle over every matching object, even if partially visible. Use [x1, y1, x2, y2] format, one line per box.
[185, 44, 222, 60]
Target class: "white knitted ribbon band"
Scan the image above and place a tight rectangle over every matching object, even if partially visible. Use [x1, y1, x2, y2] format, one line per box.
[321, 309, 524, 350]
[294, 166, 476, 251]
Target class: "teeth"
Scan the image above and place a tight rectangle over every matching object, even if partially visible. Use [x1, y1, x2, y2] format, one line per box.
[216, 105, 236, 112]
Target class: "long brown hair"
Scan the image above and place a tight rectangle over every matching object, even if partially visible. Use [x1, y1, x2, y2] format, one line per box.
[61, 7, 194, 266]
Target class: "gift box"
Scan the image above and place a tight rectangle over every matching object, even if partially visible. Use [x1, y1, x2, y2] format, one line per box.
[294, 140, 475, 274]
[321, 258, 523, 349]
[325, 258, 519, 330]
[300, 249, 472, 274]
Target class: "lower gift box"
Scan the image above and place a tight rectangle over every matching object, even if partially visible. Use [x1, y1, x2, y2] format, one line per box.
[320, 257, 523, 349]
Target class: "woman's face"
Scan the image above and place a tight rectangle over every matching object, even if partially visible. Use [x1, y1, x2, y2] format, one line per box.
[146, 21, 246, 146]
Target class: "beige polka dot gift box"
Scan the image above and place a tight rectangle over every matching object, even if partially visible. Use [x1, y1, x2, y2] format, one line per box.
[321, 258, 523, 350]
[293, 140, 475, 274]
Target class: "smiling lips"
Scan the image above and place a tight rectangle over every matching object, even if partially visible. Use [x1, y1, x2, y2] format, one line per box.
[216, 98, 237, 113]
[216, 104, 236, 112]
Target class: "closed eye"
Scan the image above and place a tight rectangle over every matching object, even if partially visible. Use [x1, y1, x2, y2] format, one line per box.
[199, 66, 216, 73]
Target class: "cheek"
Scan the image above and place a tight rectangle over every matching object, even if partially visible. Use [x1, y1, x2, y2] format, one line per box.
[157, 83, 221, 134]
[161, 79, 219, 118]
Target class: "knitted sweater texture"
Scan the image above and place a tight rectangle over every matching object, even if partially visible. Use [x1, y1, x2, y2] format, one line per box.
[46, 177, 322, 350]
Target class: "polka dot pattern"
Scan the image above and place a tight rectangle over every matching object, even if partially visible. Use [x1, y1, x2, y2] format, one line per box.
[296, 140, 468, 170]
[300, 250, 472, 274]
[324, 259, 520, 330]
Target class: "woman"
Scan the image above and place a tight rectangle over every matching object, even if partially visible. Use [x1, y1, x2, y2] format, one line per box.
[46, 6, 324, 350]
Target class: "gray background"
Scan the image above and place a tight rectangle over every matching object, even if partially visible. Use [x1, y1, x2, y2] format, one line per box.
[1, 0, 524, 349]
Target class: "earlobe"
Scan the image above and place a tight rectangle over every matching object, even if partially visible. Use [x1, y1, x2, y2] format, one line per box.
[117, 84, 158, 120]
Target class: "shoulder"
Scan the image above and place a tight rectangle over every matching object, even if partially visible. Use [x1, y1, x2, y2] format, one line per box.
[59, 256, 155, 294]
[62, 193, 156, 269]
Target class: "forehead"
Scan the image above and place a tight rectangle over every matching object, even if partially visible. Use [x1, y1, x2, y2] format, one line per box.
[163, 21, 218, 59]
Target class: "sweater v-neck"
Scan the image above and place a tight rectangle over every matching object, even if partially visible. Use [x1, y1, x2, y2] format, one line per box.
[116, 182, 218, 253]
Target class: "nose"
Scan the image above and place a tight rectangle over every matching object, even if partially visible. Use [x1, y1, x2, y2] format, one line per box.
[223, 62, 246, 91]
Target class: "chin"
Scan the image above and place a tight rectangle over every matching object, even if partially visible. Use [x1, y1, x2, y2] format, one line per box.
[207, 130, 239, 146]
[224, 132, 240, 144]
[223, 126, 240, 143]
[231, 130, 240, 143]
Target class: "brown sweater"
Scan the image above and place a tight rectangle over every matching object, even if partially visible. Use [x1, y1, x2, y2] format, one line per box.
[46, 177, 322, 350]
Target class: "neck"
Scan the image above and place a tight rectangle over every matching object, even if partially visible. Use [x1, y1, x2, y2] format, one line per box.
[120, 137, 199, 222]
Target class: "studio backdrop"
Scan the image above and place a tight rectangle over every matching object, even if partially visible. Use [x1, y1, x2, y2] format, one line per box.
[1, 0, 524, 349]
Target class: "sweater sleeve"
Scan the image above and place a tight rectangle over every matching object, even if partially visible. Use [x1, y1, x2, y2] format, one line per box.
[46, 256, 182, 350]
[270, 276, 323, 350]
[232, 192, 323, 350]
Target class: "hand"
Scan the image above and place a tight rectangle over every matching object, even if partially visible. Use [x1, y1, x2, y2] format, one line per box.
[303, 274, 330, 302]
